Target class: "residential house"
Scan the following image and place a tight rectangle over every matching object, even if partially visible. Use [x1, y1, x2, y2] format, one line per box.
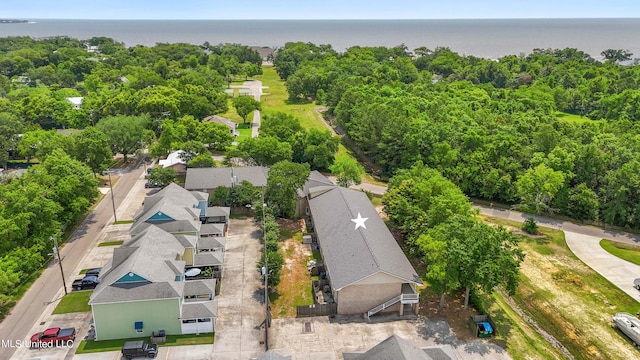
[131, 183, 229, 275]
[133, 183, 229, 230]
[295, 170, 335, 219]
[158, 150, 187, 177]
[249, 46, 276, 63]
[185, 166, 269, 194]
[89, 226, 218, 340]
[65, 96, 83, 109]
[342, 335, 458, 360]
[204, 115, 239, 137]
[307, 186, 422, 316]
[11, 75, 33, 85]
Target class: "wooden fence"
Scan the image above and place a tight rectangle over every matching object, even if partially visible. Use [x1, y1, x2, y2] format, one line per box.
[296, 303, 337, 318]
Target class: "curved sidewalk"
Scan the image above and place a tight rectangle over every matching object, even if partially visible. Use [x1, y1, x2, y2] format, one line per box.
[564, 231, 640, 302]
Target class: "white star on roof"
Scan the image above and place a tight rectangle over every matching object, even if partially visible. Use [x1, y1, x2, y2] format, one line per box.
[351, 212, 368, 230]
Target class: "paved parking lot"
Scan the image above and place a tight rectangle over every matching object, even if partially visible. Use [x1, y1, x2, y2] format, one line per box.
[268, 316, 511, 360]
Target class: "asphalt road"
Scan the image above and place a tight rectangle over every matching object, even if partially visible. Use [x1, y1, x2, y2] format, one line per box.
[0, 163, 144, 359]
[333, 175, 640, 246]
[474, 206, 640, 245]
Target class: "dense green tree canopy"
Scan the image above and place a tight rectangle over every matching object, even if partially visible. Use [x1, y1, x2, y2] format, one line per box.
[274, 42, 640, 228]
[232, 96, 261, 125]
[95, 114, 153, 161]
[265, 161, 310, 218]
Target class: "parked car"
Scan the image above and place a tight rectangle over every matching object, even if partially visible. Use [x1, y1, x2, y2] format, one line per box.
[72, 275, 100, 291]
[121, 340, 158, 359]
[30, 327, 75, 348]
[634, 278, 640, 290]
[85, 268, 101, 277]
[145, 181, 161, 188]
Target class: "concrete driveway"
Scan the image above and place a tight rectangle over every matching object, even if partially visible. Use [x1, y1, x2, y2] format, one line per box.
[565, 231, 640, 301]
[212, 218, 265, 360]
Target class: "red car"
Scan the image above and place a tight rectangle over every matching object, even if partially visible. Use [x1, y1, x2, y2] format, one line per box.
[30, 327, 76, 348]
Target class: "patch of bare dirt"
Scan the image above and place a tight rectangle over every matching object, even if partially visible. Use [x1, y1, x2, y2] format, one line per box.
[271, 219, 313, 318]
[419, 291, 481, 342]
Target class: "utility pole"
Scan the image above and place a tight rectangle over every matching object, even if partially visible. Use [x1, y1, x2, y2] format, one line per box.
[262, 189, 269, 350]
[107, 171, 117, 223]
[51, 235, 67, 295]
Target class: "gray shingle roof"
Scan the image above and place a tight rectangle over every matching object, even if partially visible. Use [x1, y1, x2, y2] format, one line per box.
[360, 335, 432, 360]
[308, 187, 422, 290]
[194, 252, 224, 266]
[257, 350, 292, 360]
[342, 335, 457, 360]
[183, 279, 216, 296]
[131, 218, 201, 236]
[174, 234, 198, 248]
[181, 301, 218, 319]
[302, 171, 334, 195]
[139, 183, 205, 214]
[205, 115, 237, 132]
[131, 190, 202, 236]
[184, 166, 269, 190]
[201, 223, 225, 235]
[90, 226, 186, 304]
[205, 207, 230, 217]
[198, 236, 226, 250]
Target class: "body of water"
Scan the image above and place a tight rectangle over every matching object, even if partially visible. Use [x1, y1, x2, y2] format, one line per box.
[0, 18, 639, 59]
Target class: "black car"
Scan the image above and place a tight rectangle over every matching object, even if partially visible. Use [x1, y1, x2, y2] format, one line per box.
[85, 268, 101, 277]
[121, 340, 157, 359]
[145, 181, 161, 188]
[72, 276, 100, 291]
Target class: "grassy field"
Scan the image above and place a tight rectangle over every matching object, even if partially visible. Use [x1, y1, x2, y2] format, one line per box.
[75, 333, 214, 354]
[52, 291, 92, 314]
[555, 112, 598, 124]
[479, 215, 640, 360]
[256, 66, 326, 131]
[256, 66, 359, 170]
[600, 239, 640, 266]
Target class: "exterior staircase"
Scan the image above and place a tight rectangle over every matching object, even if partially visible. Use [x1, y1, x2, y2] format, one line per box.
[366, 286, 419, 319]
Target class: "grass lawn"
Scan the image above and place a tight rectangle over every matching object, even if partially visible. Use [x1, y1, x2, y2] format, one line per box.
[555, 111, 598, 124]
[235, 122, 252, 143]
[478, 215, 640, 359]
[98, 240, 124, 247]
[52, 291, 92, 314]
[113, 220, 134, 225]
[217, 98, 255, 124]
[75, 333, 214, 354]
[600, 239, 640, 266]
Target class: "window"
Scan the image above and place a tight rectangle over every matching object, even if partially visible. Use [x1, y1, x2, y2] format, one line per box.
[134, 321, 143, 333]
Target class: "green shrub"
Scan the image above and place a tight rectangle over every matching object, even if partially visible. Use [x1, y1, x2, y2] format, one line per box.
[522, 218, 538, 235]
